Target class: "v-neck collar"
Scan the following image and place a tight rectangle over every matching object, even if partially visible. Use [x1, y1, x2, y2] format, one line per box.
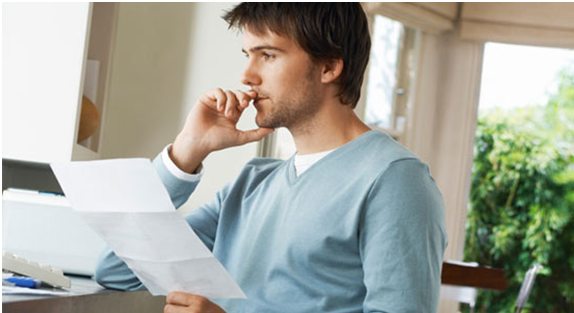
[285, 130, 381, 185]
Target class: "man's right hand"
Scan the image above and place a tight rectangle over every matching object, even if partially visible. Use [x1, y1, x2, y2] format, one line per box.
[170, 88, 275, 174]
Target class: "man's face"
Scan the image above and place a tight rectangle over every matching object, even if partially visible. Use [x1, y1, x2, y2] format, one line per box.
[241, 28, 322, 130]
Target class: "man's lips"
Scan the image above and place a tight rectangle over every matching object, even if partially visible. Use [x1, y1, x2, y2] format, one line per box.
[253, 97, 268, 105]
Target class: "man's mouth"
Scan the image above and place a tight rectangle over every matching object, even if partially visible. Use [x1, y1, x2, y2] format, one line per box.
[254, 97, 268, 105]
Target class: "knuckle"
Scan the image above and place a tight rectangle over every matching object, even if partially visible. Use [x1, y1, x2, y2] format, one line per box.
[166, 292, 175, 302]
[228, 92, 238, 103]
[215, 89, 226, 100]
[196, 297, 209, 309]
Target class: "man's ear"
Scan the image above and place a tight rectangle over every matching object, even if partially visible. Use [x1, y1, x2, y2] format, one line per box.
[321, 59, 344, 84]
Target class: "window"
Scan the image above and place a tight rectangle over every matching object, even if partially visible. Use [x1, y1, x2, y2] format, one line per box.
[364, 15, 403, 129]
[478, 43, 574, 111]
[364, 15, 417, 140]
[464, 42, 574, 312]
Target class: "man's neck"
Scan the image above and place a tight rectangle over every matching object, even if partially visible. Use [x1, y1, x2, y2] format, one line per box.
[289, 104, 371, 155]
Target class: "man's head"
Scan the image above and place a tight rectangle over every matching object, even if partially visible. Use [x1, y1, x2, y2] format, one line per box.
[224, 3, 371, 108]
[223, 3, 371, 130]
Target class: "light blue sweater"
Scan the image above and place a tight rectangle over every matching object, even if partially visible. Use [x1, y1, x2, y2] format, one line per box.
[95, 130, 447, 312]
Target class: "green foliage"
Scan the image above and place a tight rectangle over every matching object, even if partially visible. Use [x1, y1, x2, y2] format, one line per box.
[464, 65, 574, 313]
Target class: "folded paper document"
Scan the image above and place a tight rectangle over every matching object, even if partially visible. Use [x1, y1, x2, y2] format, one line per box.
[51, 158, 246, 299]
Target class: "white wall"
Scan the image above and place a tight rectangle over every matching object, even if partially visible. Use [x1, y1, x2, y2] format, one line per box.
[102, 2, 259, 213]
[2, 3, 91, 163]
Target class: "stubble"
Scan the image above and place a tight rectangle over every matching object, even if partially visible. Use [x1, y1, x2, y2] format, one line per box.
[255, 65, 322, 133]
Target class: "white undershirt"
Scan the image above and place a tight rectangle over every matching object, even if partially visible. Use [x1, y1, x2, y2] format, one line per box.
[162, 144, 337, 180]
[293, 149, 336, 176]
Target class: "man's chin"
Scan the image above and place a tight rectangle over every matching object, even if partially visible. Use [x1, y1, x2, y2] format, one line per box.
[255, 114, 280, 129]
[255, 119, 273, 129]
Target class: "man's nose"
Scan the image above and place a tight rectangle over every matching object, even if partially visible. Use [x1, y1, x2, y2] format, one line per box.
[240, 63, 262, 87]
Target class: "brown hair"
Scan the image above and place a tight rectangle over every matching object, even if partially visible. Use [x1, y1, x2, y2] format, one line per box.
[223, 3, 371, 108]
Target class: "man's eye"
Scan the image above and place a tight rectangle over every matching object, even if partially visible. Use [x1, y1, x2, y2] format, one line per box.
[262, 53, 275, 60]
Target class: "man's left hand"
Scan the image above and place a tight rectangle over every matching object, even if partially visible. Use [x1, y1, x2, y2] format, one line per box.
[164, 292, 226, 313]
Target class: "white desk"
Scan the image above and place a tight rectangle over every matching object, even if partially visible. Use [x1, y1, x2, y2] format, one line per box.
[3, 276, 165, 313]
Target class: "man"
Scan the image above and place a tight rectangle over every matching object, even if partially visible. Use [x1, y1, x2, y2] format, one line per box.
[95, 3, 447, 313]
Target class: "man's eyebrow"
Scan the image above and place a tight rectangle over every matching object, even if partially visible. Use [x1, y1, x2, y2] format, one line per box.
[241, 46, 286, 54]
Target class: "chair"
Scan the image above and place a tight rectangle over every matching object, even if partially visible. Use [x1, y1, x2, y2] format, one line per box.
[440, 260, 509, 312]
[440, 261, 479, 313]
[441, 260, 509, 290]
[440, 284, 477, 313]
[514, 264, 543, 313]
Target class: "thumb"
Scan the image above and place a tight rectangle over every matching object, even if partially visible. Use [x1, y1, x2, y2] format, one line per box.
[238, 127, 275, 145]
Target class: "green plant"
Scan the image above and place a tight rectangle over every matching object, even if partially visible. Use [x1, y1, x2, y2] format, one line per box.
[464, 66, 574, 313]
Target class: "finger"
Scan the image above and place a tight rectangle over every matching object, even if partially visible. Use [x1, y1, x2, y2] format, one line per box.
[199, 88, 227, 112]
[163, 304, 188, 313]
[224, 90, 241, 119]
[166, 291, 198, 306]
[209, 88, 227, 112]
[245, 89, 257, 99]
[238, 127, 275, 145]
[235, 90, 254, 111]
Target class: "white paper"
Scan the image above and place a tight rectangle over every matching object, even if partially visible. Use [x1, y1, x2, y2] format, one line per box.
[50, 159, 246, 299]
[79, 211, 212, 261]
[2, 286, 71, 296]
[51, 159, 174, 213]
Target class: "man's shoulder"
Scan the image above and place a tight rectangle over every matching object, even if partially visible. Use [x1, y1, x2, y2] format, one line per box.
[342, 131, 441, 196]
[355, 131, 422, 172]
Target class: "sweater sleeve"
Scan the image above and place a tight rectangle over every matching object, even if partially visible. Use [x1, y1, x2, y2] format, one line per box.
[359, 159, 448, 313]
[93, 152, 219, 291]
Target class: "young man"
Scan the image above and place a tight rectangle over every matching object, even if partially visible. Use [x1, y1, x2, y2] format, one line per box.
[95, 3, 447, 313]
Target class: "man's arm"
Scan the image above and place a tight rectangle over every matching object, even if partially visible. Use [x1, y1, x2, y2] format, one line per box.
[360, 159, 448, 313]
[93, 152, 205, 290]
[94, 88, 272, 291]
